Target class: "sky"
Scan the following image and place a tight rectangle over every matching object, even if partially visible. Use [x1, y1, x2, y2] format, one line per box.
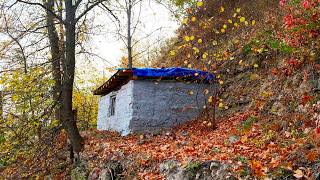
[83, 1, 180, 75]
[0, 0, 181, 84]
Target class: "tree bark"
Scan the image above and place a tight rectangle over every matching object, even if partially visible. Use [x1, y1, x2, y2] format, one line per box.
[127, 0, 133, 69]
[0, 91, 3, 121]
[62, 0, 83, 153]
[44, 0, 62, 122]
[44, 0, 83, 153]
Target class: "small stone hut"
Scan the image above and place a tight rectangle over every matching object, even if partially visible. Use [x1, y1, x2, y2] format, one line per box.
[93, 68, 215, 135]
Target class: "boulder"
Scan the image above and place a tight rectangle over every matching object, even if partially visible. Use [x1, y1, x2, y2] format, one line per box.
[162, 160, 236, 180]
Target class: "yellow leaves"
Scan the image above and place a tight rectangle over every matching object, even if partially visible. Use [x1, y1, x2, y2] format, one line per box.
[212, 40, 218, 46]
[261, 91, 272, 98]
[11, 94, 18, 102]
[253, 64, 259, 68]
[188, 90, 194, 95]
[219, 80, 224, 85]
[196, 1, 203, 7]
[218, 102, 224, 108]
[220, 29, 225, 33]
[228, 19, 233, 24]
[208, 96, 213, 103]
[219, 6, 224, 13]
[184, 60, 188, 64]
[236, 8, 241, 13]
[197, 38, 203, 44]
[202, 52, 208, 59]
[252, 20, 256, 26]
[184, 36, 190, 42]
[184, 35, 194, 42]
[187, 64, 192, 68]
[191, 16, 197, 22]
[293, 169, 304, 178]
[169, 51, 176, 56]
[240, 135, 248, 143]
[240, 17, 246, 23]
[223, 24, 227, 29]
[193, 47, 199, 53]
[244, 21, 249, 26]
[182, 18, 188, 25]
[234, 23, 239, 27]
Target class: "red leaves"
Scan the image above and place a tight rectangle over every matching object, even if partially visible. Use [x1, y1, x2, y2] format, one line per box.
[77, 111, 319, 179]
[284, 14, 294, 29]
[288, 58, 300, 68]
[301, 94, 313, 105]
[271, 68, 279, 76]
[281, 0, 319, 48]
[282, 67, 293, 76]
[302, 0, 311, 9]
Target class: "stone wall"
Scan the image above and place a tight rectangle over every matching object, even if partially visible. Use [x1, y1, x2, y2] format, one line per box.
[97, 81, 134, 135]
[129, 80, 214, 132]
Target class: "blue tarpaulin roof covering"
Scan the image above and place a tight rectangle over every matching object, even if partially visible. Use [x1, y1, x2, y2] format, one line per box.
[94, 67, 215, 95]
[121, 67, 215, 82]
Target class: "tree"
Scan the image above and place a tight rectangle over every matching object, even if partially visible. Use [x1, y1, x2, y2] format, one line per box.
[11, 0, 116, 153]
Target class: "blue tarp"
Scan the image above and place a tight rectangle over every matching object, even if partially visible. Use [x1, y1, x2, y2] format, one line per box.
[119, 67, 215, 82]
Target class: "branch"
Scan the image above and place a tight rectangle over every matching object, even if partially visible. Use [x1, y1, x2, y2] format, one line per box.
[75, 0, 105, 22]
[100, 3, 119, 24]
[16, 0, 65, 24]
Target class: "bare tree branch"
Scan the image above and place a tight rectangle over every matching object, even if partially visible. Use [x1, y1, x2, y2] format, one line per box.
[16, 0, 65, 24]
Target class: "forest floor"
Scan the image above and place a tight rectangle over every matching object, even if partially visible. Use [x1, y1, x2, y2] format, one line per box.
[76, 110, 320, 179]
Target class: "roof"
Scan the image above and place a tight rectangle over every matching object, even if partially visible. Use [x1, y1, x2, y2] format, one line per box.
[93, 67, 215, 95]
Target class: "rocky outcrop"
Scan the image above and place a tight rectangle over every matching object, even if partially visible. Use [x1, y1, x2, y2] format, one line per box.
[160, 160, 236, 180]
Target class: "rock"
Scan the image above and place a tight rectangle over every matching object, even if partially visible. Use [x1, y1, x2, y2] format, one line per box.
[97, 169, 113, 180]
[209, 161, 222, 170]
[104, 161, 123, 176]
[137, 139, 145, 145]
[71, 163, 89, 180]
[163, 160, 236, 180]
[298, 80, 313, 95]
[271, 102, 286, 116]
[88, 167, 101, 180]
[228, 135, 240, 144]
[160, 159, 180, 174]
[89, 161, 124, 180]
[311, 162, 320, 180]
[181, 131, 189, 137]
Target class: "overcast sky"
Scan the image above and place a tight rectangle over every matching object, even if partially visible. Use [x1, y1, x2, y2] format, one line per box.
[83, 1, 180, 74]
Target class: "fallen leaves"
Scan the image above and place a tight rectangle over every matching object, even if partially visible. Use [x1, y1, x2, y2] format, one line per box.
[46, 110, 319, 179]
[250, 160, 265, 177]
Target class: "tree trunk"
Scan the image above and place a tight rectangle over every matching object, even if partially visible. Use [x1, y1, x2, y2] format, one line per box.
[45, 0, 62, 122]
[0, 91, 3, 120]
[127, 0, 133, 69]
[62, 0, 83, 153]
[45, 0, 83, 153]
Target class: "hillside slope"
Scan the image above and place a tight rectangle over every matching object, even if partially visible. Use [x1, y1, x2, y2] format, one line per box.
[1, 0, 320, 179]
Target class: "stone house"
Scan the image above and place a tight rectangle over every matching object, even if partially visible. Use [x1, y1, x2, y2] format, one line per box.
[93, 68, 215, 135]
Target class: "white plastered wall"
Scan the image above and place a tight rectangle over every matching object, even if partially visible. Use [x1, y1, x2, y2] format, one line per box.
[97, 80, 134, 135]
